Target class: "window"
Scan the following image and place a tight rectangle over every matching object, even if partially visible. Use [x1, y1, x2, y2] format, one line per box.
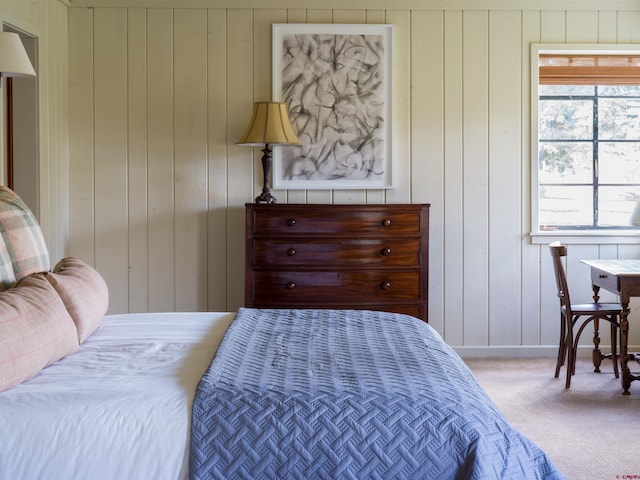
[531, 45, 640, 241]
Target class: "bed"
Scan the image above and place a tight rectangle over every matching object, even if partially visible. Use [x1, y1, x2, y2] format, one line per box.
[0, 307, 565, 480]
[0, 185, 565, 478]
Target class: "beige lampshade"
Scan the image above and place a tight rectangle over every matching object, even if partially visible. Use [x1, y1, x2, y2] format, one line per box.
[0, 32, 35, 77]
[237, 102, 300, 146]
[630, 198, 640, 226]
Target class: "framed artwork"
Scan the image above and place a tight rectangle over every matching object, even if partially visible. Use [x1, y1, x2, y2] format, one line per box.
[272, 24, 393, 189]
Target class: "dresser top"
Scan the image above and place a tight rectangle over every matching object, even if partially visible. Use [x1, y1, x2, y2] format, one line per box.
[246, 203, 430, 209]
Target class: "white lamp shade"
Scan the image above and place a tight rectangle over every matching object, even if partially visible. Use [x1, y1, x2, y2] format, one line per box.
[630, 198, 640, 226]
[0, 32, 35, 77]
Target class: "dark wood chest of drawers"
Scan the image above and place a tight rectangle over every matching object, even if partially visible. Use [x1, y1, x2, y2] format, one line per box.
[245, 203, 430, 322]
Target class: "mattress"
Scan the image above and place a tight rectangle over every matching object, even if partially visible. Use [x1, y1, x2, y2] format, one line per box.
[0, 311, 235, 480]
[190, 308, 565, 479]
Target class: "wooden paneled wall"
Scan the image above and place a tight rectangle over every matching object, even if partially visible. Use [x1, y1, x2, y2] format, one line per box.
[62, 1, 640, 353]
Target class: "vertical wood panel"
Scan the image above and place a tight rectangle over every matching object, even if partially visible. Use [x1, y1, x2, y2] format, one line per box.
[127, 7, 149, 312]
[488, 11, 522, 346]
[385, 10, 411, 205]
[411, 10, 444, 334]
[597, 11, 617, 42]
[539, 246, 558, 346]
[207, 9, 229, 311]
[93, 8, 128, 313]
[566, 11, 598, 42]
[174, 9, 208, 310]
[540, 11, 565, 42]
[49, 2, 69, 263]
[462, 10, 489, 346]
[521, 10, 542, 346]
[227, 9, 254, 309]
[286, 9, 306, 23]
[617, 11, 640, 43]
[147, 8, 175, 311]
[68, 7, 94, 264]
[443, 10, 464, 345]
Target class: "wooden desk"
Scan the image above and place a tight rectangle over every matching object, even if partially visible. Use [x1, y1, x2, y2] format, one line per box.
[582, 259, 640, 395]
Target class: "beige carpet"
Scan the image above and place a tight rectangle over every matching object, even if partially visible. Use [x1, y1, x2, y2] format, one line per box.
[465, 357, 640, 480]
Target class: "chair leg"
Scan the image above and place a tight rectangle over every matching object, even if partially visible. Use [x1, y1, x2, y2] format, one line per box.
[611, 318, 619, 379]
[565, 317, 575, 389]
[555, 313, 567, 378]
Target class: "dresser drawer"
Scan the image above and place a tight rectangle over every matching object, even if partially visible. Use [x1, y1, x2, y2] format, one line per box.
[251, 270, 421, 303]
[245, 203, 430, 322]
[251, 208, 423, 237]
[253, 238, 421, 267]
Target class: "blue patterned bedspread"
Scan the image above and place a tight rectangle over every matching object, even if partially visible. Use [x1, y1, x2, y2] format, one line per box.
[190, 308, 565, 480]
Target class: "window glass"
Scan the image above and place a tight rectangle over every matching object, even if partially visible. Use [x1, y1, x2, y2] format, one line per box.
[539, 85, 594, 96]
[598, 97, 640, 140]
[538, 141, 592, 184]
[599, 85, 640, 96]
[598, 143, 640, 183]
[538, 185, 593, 227]
[539, 99, 593, 140]
[598, 187, 640, 226]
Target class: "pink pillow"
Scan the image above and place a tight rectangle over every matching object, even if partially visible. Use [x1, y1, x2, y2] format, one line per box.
[45, 257, 109, 343]
[0, 274, 79, 392]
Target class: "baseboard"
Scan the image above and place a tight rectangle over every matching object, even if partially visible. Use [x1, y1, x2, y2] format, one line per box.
[453, 345, 640, 359]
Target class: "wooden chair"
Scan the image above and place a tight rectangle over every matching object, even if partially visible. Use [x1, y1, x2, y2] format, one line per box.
[549, 243, 621, 388]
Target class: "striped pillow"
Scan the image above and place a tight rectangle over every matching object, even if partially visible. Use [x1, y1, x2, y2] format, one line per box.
[0, 186, 50, 286]
[0, 274, 79, 392]
[0, 234, 16, 292]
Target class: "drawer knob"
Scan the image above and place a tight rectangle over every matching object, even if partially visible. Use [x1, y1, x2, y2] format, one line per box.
[286, 281, 296, 290]
[380, 281, 391, 290]
[286, 218, 297, 227]
[599, 274, 608, 279]
[287, 247, 297, 256]
[381, 218, 392, 227]
[381, 247, 391, 256]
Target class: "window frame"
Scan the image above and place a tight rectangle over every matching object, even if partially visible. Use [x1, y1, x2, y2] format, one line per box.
[530, 43, 640, 245]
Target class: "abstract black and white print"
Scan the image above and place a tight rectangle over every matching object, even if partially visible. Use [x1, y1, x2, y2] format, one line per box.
[273, 25, 391, 189]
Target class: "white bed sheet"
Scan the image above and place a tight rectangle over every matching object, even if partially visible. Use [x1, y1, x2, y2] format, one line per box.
[0, 311, 235, 480]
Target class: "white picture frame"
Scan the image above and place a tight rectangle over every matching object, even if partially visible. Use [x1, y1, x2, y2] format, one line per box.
[272, 23, 393, 190]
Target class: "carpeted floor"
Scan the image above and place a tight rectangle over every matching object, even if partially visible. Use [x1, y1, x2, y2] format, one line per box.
[465, 357, 640, 480]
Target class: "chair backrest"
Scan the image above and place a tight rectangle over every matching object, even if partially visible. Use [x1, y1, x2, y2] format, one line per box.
[549, 242, 571, 310]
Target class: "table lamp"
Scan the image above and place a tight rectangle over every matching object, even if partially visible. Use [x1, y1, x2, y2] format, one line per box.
[630, 198, 640, 226]
[237, 102, 300, 204]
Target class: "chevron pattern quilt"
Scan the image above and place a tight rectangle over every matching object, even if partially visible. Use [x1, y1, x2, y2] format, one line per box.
[190, 308, 565, 480]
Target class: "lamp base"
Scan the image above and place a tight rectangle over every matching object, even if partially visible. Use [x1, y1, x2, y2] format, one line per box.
[255, 144, 277, 204]
[255, 190, 277, 204]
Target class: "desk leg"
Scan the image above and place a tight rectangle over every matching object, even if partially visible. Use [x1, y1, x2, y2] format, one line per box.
[620, 295, 631, 396]
[591, 285, 603, 373]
